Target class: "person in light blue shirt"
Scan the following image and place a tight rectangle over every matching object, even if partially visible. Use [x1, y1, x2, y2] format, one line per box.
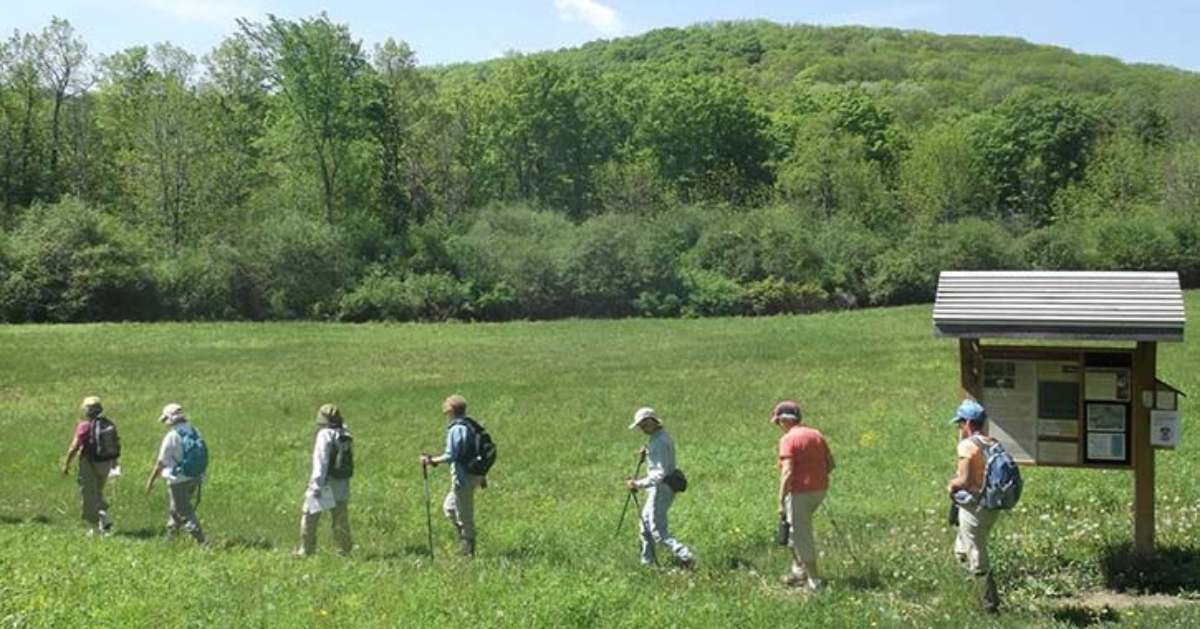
[626, 406, 695, 568]
[420, 394, 484, 556]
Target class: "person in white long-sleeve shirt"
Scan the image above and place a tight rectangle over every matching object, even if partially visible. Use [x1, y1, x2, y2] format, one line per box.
[625, 407, 695, 568]
[296, 403, 353, 556]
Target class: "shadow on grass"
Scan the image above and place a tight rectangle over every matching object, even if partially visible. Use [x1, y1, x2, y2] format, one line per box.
[113, 527, 159, 540]
[220, 536, 275, 551]
[1050, 605, 1119, 627]
[1100, 543, 1200, 594]
[363, 545, 433, 562]
[0, 514, 53, 525]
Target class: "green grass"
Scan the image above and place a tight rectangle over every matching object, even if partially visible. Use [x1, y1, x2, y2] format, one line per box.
[2, 295, 1199, 627]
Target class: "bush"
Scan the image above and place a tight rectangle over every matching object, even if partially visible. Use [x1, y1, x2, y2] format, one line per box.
[1019, 224, 1090, 270]
[681, 268, 747, 317]
[0, 198, 159, 322]
[338, 268, 412, 322]
[566, 213, 686, 317]
[403, 273, 472, 321]
[155, 242, 248, 320]
[688, 206, 822, 284]
[239, 212, 350, 319]
[1088, 211, 1179, 271]
[745, 277, 829, 315]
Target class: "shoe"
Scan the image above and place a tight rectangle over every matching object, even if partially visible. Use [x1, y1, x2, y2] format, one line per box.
[292, 548, 312, 558]
[780, 574, 806, 588]
[679, 556, 696, 571]
[458, 539, 475, 557]
[806, 577, 823, 591]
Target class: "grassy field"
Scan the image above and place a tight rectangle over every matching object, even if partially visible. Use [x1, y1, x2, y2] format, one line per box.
[1, 295, 1198, 627]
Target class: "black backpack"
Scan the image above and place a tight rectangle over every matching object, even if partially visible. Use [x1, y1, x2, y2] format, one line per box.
[453, 417, 496, 476]
[87, 417, 121, 462]
[327, 427, 354, 480]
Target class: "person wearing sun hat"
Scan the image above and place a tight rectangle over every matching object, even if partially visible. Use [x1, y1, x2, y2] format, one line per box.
[296, 403, 354, 557]
[144, 403, 207, 544]
[947, 398, 1001, 613]
[61, 396, 120, 536]
[624, 406, 695, 569]
[771, 399, 834, 590]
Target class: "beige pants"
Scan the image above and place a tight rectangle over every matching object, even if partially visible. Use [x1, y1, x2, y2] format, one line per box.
[78, 459, 113, 527]
[786, 490, 826, 580]
[955, 502, 1000, 610]
[444, 474, 483, 545]
[300, 502, 352, 555]
[167, 479, 205, 543]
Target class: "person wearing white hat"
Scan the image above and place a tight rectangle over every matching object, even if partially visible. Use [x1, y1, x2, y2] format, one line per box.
[625, 407, 695, 568]
[144, 403, 207, 544]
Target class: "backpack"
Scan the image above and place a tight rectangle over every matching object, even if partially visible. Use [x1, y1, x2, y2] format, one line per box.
[172, 423, 209, 479]
[326, 427, 354, 480]
[972, 436, 1022, 510]
[452, 417, 497, 477]
[87, 416, 121, 462]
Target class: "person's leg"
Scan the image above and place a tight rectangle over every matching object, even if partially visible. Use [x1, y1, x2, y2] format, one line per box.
[331, 501, 352, 555]
[299, 510, 320, 555]
[638, 488, 656, 565]
[93, 460, 113, 532]
[170, 481, 205, 544]
[650, 486, 693, 565]
[788, 491, 824, 586]
[958, 505, 1000, 611]
[77, 460, 108, 531]
[442, 484, 461, 537]
[455, 477, 478, 555]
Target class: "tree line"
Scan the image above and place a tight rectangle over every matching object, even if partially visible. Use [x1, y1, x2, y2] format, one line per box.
[1, 16, 1198, 322]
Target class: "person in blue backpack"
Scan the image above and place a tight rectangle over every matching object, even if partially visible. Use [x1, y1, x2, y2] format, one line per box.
[947, 399, 1002, 614]
[145, 403, 207, 545]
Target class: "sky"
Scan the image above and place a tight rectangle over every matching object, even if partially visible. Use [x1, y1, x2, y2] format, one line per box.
[5, 1, 1199, 72]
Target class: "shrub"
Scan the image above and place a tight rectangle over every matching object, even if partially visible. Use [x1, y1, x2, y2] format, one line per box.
[1019, 224, 1090, 270]
[1088, 211, 1179, 271]
[403, 273, 472, 321]
[566, 213, 686, 317]
[745, 277, 829, 315]
[155, 242, 248, 320]
[681, 268, 747, 317]
[239, 212, 350, 319]
[0, 198, 159, 322]
[338, 267, 412, 322]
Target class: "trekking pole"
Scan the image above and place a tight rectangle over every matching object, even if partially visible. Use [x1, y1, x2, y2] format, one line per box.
[614, 451, 646, 538]
[421, 461, 435, 558]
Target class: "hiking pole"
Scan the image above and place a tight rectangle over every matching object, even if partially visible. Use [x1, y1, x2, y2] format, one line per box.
[421, 460, 435, 558]
[614, 451, 646, 538]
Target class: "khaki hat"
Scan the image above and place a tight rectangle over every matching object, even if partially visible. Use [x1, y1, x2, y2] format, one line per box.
[629, 407, 659, 430]
[81, 396, 103, 417]
[318, 403, 342, 423]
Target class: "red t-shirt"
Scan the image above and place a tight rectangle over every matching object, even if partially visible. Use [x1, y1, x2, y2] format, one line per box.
[778, 425, 831, 493]
[73, 420, 91, 449]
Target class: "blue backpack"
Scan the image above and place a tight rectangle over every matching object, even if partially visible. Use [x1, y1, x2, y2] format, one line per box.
[173, 423, 209, 479]
[973, 436, 1022, 510]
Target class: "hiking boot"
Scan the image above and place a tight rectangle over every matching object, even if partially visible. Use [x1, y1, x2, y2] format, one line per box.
[679, 556, 696, 571]
[458, 539, 475, 557]
[780, 574, 806, 588]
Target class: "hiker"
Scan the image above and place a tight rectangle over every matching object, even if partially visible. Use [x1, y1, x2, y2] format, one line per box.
[419, 395, 494, 557]
[772, 400, 834, 590]
[948, 399, 1002, 613]
[61, 396, 120, 536]
[625, 407, 695, 568]
[145, 403, 207, 544]
[296, 403, 354, 556]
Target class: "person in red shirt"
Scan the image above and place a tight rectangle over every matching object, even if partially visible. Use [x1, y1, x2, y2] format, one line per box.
[61, 396, 117, 536]
[772, 400, 835, 590]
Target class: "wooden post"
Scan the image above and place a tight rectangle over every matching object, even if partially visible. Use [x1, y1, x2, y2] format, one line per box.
[959, 338, 983, 400]
[1132, 341, 1157, 557]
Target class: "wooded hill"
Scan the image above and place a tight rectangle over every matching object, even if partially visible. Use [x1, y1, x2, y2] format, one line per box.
[1, 17, 1197, 322]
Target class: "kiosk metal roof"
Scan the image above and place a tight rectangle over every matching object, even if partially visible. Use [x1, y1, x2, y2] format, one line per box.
[933, 271, 1186, 342]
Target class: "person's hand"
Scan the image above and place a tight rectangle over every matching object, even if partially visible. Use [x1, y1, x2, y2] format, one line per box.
[61, 466, 69, 477]
[625, 479, 637, 492]
[638, 446, 647, 458]
[419, 454, 434, 467]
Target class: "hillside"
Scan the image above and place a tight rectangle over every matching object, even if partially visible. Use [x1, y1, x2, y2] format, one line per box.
[1, 18, 1198, 323]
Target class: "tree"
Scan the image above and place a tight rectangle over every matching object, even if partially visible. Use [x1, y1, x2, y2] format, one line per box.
[240, 14, 369, 225]
[35, 17, 89, 196]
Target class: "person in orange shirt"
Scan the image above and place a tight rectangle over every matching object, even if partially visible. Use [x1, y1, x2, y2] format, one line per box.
[772, 400, 835, 590]
[948, 399, 1001, 613]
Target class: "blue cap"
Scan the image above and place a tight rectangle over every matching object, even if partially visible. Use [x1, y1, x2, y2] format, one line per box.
[950, 399, 986, 425]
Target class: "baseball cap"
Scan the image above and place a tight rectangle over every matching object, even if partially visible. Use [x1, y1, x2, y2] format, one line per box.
[771, 400, 801, 423]
[629, 406, 658, 430]
[950, 399, 987, 425]
[159, 403, 185, 423]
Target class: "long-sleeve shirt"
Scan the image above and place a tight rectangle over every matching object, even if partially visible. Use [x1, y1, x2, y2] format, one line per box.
[309, 425, 351, 503]
[635, 429, 677, 490]
[444, 419, 472, 487]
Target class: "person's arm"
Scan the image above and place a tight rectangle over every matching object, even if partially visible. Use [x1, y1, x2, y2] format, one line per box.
[633, 437, 668, 489]
[145, 462, 165, 493]
[309, 429, 331, 494]
[422, 424, 464, 467]
[61, 431, 83, 476]
[779, 458, 794, 514]
[947, 449, 972, 495]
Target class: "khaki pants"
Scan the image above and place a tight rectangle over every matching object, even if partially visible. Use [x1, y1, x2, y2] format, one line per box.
[78, 459, 113, 528]
[786, 490, 826, 581]
[167, 479, 205, 543]
[444, 474, 482, 550]
[639, 484, 694, 565]
[955, 502, 1000, 610]
[300, 502, 352, 555]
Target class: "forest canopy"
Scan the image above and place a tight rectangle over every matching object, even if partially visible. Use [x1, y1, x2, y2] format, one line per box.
[1, 16, 1198, 322]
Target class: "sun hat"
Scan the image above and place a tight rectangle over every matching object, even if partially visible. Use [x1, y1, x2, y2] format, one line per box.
[771, 400, 801, 423]
[628, 406, 658, 430]
[159, 403, 186, 424]
[949, 399, 987, 425]
[81, 396, 103, 417]
[317, 403, 342, 424]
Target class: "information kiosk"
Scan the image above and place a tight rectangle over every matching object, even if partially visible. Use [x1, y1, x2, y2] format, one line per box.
[933, 271, 1186, 556]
